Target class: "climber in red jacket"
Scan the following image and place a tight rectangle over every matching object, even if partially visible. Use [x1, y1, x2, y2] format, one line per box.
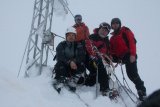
[110, 18, 146, 101]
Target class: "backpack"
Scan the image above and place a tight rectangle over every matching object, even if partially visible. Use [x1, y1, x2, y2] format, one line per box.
[122, 27, 137, 48]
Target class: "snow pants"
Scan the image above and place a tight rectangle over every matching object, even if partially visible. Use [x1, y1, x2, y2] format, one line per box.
[85, 57, 109, 91]
[122, 54, 146, 96]
[54, 61, 85, 83]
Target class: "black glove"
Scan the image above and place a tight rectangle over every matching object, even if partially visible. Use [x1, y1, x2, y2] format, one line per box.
[77, 77, 84, 84]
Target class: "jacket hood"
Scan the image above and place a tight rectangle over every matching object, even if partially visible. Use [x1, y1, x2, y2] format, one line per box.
[93, 28, 99, 34]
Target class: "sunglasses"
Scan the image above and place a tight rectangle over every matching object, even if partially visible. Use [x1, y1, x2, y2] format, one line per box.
[75, 17, 82, 21]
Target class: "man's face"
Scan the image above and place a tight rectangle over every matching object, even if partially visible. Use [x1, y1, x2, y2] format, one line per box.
[75, 17, 82, 24]
[66, 33, 76, 42]
[98, 27, 109, 38]
[111, 22, 120, 31]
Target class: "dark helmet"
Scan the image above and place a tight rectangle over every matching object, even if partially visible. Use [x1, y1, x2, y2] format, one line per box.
[74, 14, 82, 22]
[99, 22, 111, 32]
[111, 18, 121, 27]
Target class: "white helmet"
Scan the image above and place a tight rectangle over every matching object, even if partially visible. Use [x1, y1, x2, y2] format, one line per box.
[65, 27, 76, 35]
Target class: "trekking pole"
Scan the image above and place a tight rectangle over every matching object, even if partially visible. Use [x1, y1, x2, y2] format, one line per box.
[119, 62, 126, 86]
[93, 61, 99, 99]
[103, 54, 115, 71]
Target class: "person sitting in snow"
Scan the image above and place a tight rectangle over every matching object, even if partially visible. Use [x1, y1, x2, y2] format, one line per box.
[85, 22, 111, 96]
[53, 27, 86, 92]
[109, 18, 146, 101]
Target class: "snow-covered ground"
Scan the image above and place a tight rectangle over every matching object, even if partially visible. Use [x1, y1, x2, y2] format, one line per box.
[0, 66, 138, 107]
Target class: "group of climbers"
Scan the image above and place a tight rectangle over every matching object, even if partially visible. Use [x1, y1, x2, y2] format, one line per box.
[53, 14, 146, 101]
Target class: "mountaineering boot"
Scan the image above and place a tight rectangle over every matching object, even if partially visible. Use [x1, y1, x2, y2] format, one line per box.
[67, 84, 76, 92]
[72, 73, 85, 85]
[101, 88, 110, 96]
[109, 89, 119, 100]
[53, 76, 68, 93]
[138, 90, 146, 101]
[65, 77, 77, 92]
[84, 74, 96, 86]
[53, 82, 63, 94]
[132, 76, 146, 101]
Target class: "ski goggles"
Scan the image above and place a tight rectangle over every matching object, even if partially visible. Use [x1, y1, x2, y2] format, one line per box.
[100, 23, 111, 31]
[75, 15, 82, 21]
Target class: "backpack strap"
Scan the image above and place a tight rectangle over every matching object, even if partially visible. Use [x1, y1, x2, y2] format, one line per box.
[122, 32, 129, 48]
[122, 27, 137, 49]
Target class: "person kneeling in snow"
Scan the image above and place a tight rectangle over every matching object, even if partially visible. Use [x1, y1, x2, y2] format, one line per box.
[53, 27, 86, 92]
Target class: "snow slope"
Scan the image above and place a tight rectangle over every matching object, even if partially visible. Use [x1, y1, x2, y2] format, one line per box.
[0, 66, 138, 107]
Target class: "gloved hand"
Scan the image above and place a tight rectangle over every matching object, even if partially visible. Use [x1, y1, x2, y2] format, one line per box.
[130, 55, 136, 63]
[70, 61, 77, 70]
[77, 77, 84, 84]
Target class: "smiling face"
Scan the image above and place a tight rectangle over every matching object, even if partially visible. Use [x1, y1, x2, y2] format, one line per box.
[75, 15, 82, 24]
[98, 27, 109, 38]
[66, 33, 76, 42]
[111, 22, 121, 31]
[111, 18, 121, 31]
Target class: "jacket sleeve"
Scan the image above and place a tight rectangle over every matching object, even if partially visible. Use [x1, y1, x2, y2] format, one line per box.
[125, 29, 136, 56]
[85, 37, 96, 57]
[109, 36, 115, 56]
[56, 41, 68, 64]
[84, 26, 90, 40]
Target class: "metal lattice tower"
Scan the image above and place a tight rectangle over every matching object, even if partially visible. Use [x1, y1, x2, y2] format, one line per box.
[22, 0, 70, 77]
[25, 0, 54, 76]
[25, 0, 69, 76]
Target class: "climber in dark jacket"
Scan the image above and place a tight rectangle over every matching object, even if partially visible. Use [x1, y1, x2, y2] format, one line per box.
[54, 27, 86, 85]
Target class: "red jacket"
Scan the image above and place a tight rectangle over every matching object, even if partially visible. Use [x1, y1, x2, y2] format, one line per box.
[85, 33, 110, 58]
[73, 23, 90, 42]
[110, 26, 136, 58]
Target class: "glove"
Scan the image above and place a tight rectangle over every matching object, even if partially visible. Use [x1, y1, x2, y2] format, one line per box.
[70, 61, 77, 70]
[130, 55, 136, 63]
[89, 55, 99, 68]
[77, 77, 84, 84]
